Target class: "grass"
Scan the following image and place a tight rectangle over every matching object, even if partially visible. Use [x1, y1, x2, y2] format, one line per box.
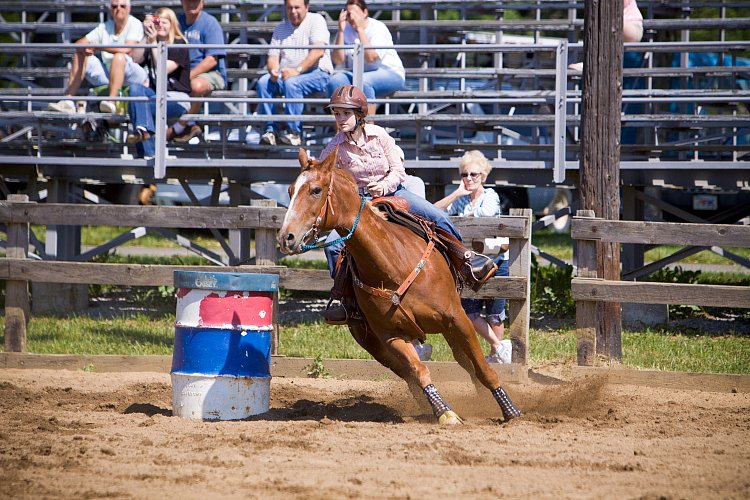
[3, 314, 748, 375]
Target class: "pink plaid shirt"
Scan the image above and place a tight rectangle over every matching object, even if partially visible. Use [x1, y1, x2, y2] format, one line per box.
[319, 124, 406, 195]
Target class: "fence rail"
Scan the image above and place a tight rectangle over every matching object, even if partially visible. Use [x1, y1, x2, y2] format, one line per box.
[0, 197, 534, 363]
[571, 210, 750, 366]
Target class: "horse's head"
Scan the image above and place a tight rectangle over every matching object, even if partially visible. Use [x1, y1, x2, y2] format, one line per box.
[277, 148, 340, 254]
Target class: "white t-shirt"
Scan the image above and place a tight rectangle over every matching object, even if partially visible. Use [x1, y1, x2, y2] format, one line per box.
[85, 16, 144, 70]
[270, 12, 333, 73]
[342, 17, 405, 79]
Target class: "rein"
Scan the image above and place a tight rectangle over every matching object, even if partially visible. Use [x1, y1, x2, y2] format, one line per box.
[299, 169, 367, 252]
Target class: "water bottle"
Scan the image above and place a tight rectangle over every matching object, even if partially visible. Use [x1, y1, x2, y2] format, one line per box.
[116, 88, 127, 115]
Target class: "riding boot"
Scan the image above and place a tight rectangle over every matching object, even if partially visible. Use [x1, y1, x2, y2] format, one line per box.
[464, 251, 498, 292]
[433, 227, 498, 291]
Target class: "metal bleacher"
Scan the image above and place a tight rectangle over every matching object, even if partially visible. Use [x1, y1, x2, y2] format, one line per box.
[1, 0, 749, 204]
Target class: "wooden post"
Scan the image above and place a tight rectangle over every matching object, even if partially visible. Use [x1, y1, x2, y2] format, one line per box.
[579, 0, 623, 361]
[228, 182, 252, 265]
[508, 208, 532, 365]
[574, 210, 598, 366]
[4, 194, 30, 352]
[250, 199, 280, 355]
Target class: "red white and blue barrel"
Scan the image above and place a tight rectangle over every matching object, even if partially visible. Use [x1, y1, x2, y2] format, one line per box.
[171, 271, 279, 420]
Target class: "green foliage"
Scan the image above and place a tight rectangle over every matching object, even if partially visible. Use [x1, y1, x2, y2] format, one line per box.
[304, 355, 332, 379]
[530, 256, 575, 317]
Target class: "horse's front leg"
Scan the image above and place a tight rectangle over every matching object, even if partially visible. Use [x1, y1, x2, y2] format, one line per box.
[347, 319, 432, 414]
[384, 336, 463, 425]
[444, 314, 523, 422]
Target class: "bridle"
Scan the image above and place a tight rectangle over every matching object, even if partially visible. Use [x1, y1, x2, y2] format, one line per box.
[299, 166, 366, 252]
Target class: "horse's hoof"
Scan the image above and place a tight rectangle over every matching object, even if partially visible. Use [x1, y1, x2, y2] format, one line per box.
[438, 410, 464, 425]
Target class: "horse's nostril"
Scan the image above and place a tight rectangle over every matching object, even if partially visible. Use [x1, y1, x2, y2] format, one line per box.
[286, 233, 295, 242]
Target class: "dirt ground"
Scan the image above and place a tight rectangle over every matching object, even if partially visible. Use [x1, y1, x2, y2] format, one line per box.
[1, 365, 748, 499]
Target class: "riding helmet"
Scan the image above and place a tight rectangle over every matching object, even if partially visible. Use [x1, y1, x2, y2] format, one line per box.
[326, 85, 368, 116]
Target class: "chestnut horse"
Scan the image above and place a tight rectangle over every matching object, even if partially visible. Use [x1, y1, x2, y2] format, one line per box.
[277, 148, 522, 424]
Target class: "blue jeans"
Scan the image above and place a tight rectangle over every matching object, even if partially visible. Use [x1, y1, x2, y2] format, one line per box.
[324, 185, 463, 276]
[461, 257, 509, 324]
[327, 68, 405, 101]
[128, 83, 188, 158]
[256, 69, 331, 135]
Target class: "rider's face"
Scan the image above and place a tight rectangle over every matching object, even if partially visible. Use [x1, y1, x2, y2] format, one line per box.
[333, 108, 358, 132]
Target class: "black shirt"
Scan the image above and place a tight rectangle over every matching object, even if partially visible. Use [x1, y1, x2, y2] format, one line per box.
[145, 39, 191, 95]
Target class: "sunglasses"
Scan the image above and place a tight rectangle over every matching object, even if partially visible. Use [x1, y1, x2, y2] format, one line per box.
[110, 4, 128, 9]
[460, 172, 482, 178]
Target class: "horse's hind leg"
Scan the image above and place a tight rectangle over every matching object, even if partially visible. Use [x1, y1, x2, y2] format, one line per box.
[347, 320, 431, 414]
[444, 316, 523, 422]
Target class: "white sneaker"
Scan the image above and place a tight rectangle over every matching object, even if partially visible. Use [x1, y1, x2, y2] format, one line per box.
[260, 131, 276, 146]
[279, 131, 302, 146]
[486, 339, 513, 364]
[412, 340, 432, 362]
[47, 99, 76, 113]
[99, 100, 117, 114]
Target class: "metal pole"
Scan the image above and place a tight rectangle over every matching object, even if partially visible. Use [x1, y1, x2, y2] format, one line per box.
[154, 41, 168, 179]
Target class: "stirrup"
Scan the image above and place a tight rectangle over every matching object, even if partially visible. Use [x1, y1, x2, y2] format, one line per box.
[320, 298, 349, 325]
[464, 252, 498, 292]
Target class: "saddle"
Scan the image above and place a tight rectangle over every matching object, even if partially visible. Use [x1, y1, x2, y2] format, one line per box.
[372, 197, 469, 286]
[322, 196, 497, 325]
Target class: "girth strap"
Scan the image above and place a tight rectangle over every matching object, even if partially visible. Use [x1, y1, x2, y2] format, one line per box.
[351, 239, 436, 340]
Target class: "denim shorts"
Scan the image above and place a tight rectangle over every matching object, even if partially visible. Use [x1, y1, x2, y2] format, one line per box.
[461, 257, 509, 324]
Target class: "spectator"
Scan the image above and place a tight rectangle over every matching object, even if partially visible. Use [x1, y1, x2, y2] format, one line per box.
[47, 0, 147, 114]
[168, 0, 228, 143]
[328, 0, 405, 116]
[435, 150, 512, 364]
[570, 0, 644, 71]
[257, 0, 333, 146]
[319, 85, 497, 324]
[623, 0, 644, 43]
[126, 8, 191, 159]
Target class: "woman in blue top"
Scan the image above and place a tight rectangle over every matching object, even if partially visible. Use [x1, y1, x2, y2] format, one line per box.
[436, 150, 512, 364]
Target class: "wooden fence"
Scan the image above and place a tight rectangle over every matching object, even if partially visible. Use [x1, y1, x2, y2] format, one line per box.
[0, 196, 533, 363]
[571, 210, 750, 365]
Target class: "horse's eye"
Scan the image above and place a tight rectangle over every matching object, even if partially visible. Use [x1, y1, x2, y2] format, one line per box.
[310, 186, 323, 196]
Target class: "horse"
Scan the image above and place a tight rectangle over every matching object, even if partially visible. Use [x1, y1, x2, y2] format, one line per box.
[277, 148, 522, 424]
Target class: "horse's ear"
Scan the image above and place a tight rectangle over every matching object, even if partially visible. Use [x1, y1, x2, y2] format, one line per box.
[298, 148, 313, 171]
[318, 146, 338, 173]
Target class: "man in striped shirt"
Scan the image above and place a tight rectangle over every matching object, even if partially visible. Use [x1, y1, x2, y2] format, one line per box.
[257, 0, 333, 146]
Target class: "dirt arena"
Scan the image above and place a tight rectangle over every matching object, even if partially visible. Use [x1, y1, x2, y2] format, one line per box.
[1, 363, 748, 499]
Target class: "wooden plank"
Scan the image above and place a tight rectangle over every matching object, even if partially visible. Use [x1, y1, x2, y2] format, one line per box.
[0, 202, 528, 239]
[574, 210, 598, 366]
[4, 194, 29, 353]
[1, 259, 528, 299]
[572, 219, 750, 247]
[571, 278, 750, 308]
[1, 202, 288, 229]
[507, 209, 532, 365]
[452, 215, 529, 239]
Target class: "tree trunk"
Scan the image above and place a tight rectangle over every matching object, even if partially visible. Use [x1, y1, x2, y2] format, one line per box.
[579, 0, 623, 361]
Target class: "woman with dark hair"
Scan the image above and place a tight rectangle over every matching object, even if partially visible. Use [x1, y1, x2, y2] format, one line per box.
[328, 0, 405, 115]
[126, 7, 191, 158]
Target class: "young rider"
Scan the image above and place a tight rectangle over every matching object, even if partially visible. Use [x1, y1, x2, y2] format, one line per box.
[319, 84, 497, 322]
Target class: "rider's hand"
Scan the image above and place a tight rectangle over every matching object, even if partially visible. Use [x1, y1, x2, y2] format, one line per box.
[367, 182, 385, 198]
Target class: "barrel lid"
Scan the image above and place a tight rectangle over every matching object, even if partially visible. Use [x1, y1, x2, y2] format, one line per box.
[174, 271, 279, 292]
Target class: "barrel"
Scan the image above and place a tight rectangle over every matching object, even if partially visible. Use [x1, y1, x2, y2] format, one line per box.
[171, 271, 279, 420]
